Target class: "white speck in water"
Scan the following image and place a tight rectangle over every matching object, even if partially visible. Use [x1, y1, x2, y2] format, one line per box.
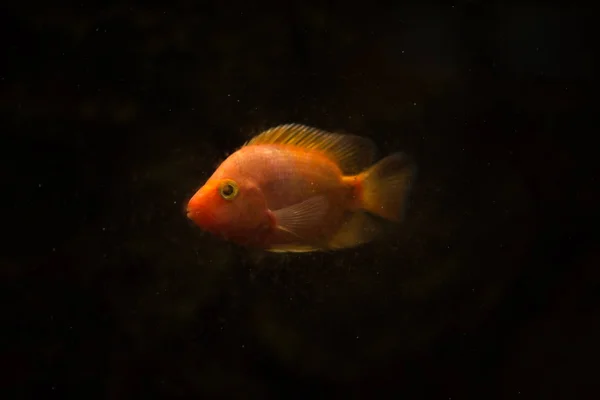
[413, 102, 417, 106]
[241, 344, 245, 348]
[102, 227, 106, 231]
[38, 183, 42, 188]
[173, 200, 177, 204]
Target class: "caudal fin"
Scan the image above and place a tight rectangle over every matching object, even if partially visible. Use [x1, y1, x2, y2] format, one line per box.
[357, 152, 416, 221]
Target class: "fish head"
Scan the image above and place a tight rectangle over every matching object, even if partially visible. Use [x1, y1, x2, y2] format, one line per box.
[186, 174, 271, 243]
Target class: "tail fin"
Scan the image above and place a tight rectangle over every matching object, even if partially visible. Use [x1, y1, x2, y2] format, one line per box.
[357, 152, 416, 221]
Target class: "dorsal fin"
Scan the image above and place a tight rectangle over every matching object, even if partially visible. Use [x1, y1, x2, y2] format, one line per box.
[243, 123, 378, 175]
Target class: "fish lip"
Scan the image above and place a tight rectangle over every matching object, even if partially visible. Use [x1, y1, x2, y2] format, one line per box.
[185, 209, 199, 222]
[186, 210, 197, 218]
[187, 207, 217, 228]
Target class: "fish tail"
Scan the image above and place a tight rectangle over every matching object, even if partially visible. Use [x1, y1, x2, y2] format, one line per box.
[353, 152, 416, 221]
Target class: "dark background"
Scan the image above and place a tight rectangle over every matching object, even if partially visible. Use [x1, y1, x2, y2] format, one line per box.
[2, 1, 597, 399]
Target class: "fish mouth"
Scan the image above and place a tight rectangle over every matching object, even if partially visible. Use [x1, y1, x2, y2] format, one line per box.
[186, 190, 221, 233]
[185, 209, 197, 219]
[185, 206, 199, 220]
[186, 206, 218, 230]
[186, 209, 205, 222]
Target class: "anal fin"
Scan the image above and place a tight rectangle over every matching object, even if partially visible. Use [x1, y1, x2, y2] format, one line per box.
[265, 244, 322, 253]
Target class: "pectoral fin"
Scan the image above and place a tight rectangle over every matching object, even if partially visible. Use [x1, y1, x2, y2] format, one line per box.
[272, 195, 329, 240]
[327, 211, 382, 250]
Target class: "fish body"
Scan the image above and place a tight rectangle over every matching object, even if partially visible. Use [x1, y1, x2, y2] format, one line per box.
[186, 124, 415, 253]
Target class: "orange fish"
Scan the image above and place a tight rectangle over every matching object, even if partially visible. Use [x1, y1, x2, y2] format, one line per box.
[186, 124, 416, 253]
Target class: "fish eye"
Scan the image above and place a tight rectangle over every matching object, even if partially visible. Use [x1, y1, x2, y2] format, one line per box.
[219, 179, 239, 200]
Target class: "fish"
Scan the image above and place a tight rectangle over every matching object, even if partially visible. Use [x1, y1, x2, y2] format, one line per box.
[186, 123, 416, 253]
